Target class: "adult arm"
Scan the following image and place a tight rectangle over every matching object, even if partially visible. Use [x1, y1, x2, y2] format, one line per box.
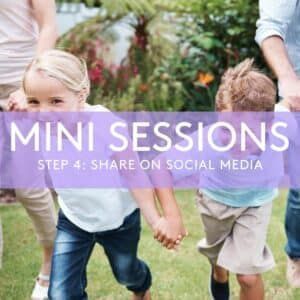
[31, 0, 58, 54]
[255, 0, 300, 99]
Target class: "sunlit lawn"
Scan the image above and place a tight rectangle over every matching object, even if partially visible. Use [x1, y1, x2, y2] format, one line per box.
[1, 190, 300, 299]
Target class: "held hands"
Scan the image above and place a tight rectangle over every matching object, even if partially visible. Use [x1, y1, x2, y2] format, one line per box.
[152, 216, 188, 250]
[7, 88, 27, 111]
[280, 76, 300, 99]
[282, 96, 300, 112]
[280, 77, 300, 111]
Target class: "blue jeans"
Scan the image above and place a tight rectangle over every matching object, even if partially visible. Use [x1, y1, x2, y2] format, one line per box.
[285, 189, 300, 259]
[48, 209, 151, 300]
[285, 118, 300, 258]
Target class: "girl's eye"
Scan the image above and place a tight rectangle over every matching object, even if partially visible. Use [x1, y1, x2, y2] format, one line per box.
[27, 99, 39, 105]
[52, 99, 63, 104]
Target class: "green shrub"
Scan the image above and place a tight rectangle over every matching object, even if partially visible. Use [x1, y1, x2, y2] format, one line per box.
[58, 14, 185, 111]
[58, 0, 263, 111]
[160, 0, 265, 111]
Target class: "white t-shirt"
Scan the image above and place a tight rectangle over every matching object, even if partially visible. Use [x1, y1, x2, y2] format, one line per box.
[53, 104, 137, 232]
[275, 102, 290, 112]
[0, 0, 38, 84]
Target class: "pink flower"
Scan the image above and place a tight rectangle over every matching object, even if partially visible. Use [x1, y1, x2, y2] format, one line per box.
[89, 67, 102, 83]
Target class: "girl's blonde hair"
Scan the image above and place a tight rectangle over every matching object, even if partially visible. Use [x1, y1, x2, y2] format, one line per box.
[23, 49, 90, 96]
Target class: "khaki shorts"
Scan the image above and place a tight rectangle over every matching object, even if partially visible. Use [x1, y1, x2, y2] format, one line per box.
[0, 82, 57, 253]
[196, 191, 275, 275]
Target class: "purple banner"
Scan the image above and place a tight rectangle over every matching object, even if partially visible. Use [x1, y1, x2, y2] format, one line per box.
[1, 111, 300, 189]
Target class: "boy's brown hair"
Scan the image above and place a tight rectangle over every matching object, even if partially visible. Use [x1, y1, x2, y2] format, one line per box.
[215, 58, 276, 112]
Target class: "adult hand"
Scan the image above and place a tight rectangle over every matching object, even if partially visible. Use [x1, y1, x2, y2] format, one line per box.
[282, 96, 300, 111]
[279, 76, 300, 111]
[280, 76, 300, 98]
[7, 88, 27, 111]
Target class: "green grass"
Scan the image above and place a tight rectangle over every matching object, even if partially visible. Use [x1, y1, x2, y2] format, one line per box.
[1, 190, 300, 299]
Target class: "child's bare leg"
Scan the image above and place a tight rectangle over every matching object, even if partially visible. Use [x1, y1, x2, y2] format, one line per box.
[213, 265, 229, 282]
[132, 289, 151, 300]
[237, 274, 264, 300]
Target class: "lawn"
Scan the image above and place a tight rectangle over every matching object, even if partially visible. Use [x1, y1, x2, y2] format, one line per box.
[1, 190, 300, 300]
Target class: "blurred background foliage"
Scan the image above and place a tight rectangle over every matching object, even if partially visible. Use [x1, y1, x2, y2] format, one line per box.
[56, 0, 263, 111]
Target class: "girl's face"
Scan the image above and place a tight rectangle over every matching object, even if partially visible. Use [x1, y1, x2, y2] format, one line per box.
[25, 69, 85, 112]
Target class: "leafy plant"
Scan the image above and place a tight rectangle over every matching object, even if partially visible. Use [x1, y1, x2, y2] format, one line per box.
[58, 9, 181, 111]
[57, 0, 263, 111]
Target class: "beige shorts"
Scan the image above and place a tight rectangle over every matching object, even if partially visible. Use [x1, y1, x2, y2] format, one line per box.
[196, 191, 275, 275]
[0, 82, 57, 251]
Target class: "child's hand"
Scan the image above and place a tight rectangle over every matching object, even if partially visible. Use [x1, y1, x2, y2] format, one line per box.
[153, 217, 188, 250]
[8, 89, 27, 111]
